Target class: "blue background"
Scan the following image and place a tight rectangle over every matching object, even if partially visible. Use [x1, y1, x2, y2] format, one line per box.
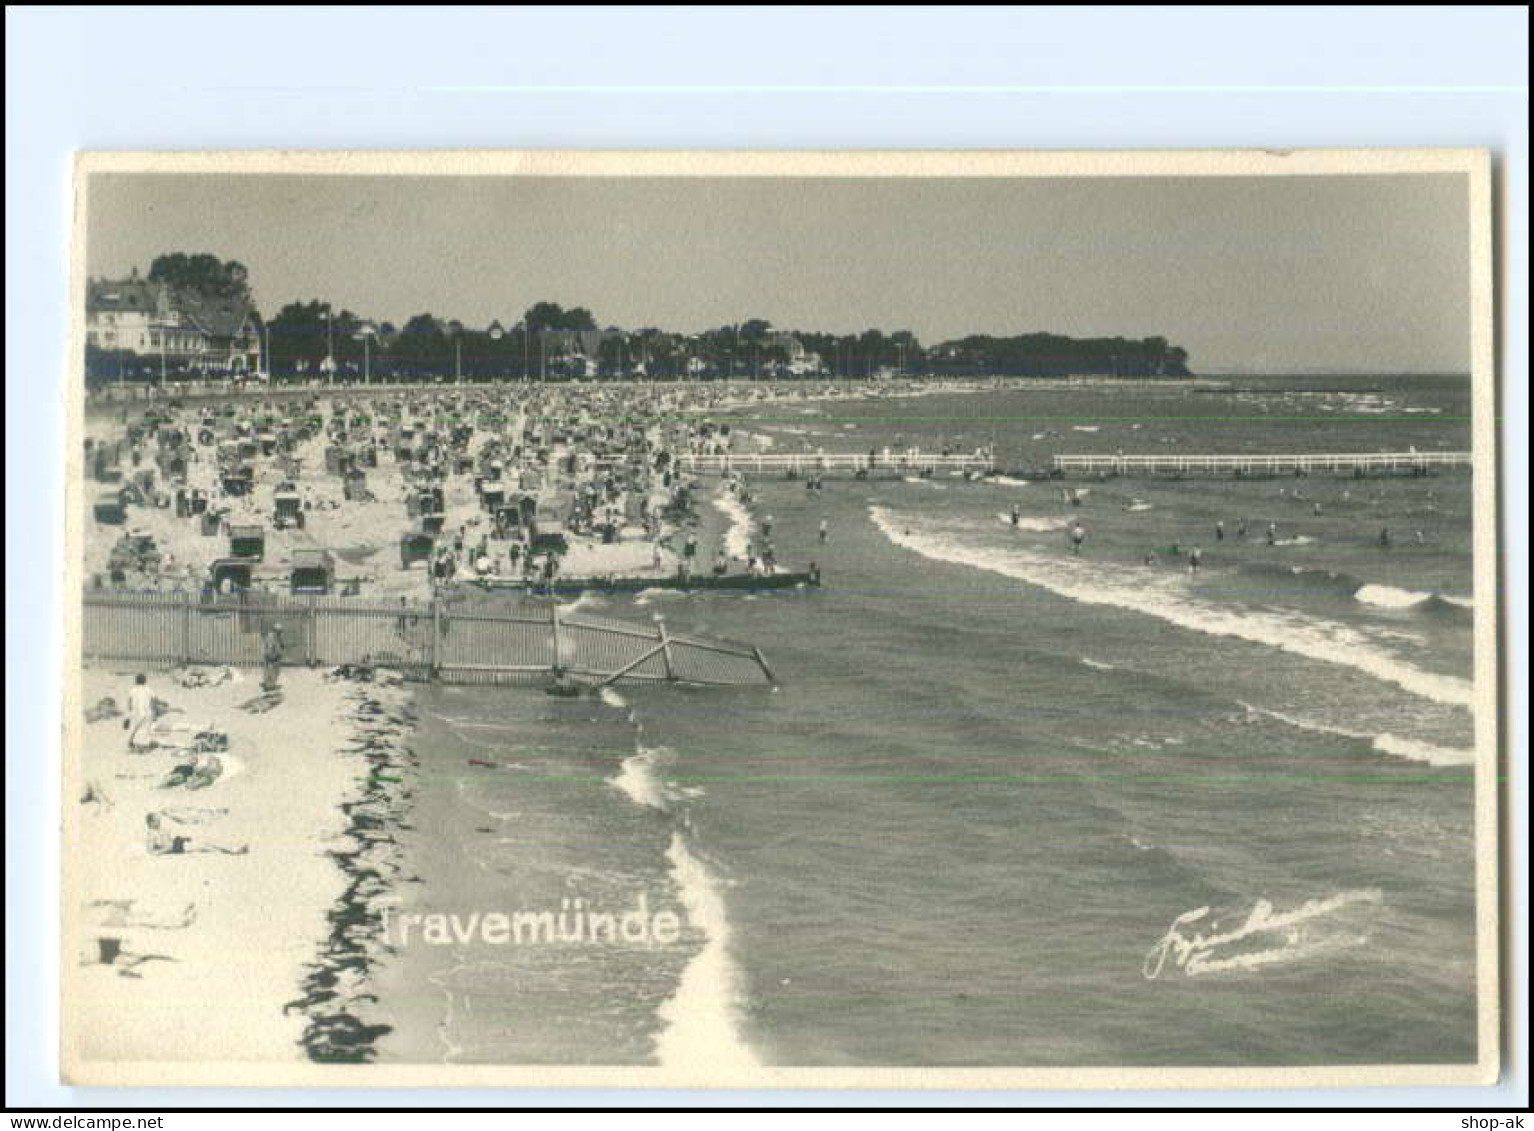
[6, 4, 1526, 1110]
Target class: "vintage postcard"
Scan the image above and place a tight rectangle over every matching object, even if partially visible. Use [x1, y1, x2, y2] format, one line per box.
[60, 149, 1501, 1089]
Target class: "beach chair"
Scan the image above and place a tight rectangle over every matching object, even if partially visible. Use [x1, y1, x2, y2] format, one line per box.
[289, 548, 336, 595]
[93, 491, 127, 525]
[399, 531, 435, 569]
[228, 524, 266, 561]
[273, 489, 305, 530]
[206, 558, 253, 597]
[220, 466, 255, 497]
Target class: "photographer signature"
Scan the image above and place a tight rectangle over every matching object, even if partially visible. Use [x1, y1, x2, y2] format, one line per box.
[1143, 889, 1381, 980]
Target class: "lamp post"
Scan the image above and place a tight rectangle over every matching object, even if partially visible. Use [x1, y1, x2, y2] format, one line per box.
[319, 308, 336, 388]
[488, 320, 505, 385]
[355, 323, 375, 385]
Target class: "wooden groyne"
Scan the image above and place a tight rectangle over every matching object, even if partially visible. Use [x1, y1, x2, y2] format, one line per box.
[1052, 451, 1472, 478]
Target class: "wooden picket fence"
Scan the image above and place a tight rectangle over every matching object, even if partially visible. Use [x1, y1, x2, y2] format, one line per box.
[80, 591, 774, 687]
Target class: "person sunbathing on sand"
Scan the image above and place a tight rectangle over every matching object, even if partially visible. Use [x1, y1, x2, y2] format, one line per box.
[89, 898, 196, 930]
[159, 751, 223, 791]
[145, 812, 246, 855]
[82, 936, 176, 979]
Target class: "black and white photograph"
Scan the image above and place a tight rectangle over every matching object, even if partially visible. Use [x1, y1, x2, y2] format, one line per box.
[55, 148, 1502, 1089]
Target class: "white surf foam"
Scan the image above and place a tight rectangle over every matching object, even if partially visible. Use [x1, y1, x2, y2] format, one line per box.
[1370, 733, 1474, 767]
[988, 475, 1031, 486]
[655, 833, 760, 1069]
[996, 512, 1068, 533]
[1072, 425, 1101, 433]
[712, 491, 755, 558]
[1355, 583, 1433, 610]
[635, 587, 687, 606]
[604, 740, 755, 1066]
[871, 506, 1472, 709]
[598, 687, 629, 711]
[556, 591, 604, 617]
[1081, 658, 1117, 671]
[1241, 704, 1474, 767]
[608, 745, 678, 812]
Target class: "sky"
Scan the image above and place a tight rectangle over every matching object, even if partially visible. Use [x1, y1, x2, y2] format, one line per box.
[85, 172, 1472, 374]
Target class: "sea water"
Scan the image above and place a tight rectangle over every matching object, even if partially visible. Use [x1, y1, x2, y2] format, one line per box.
[375, 375, 1478, 1067]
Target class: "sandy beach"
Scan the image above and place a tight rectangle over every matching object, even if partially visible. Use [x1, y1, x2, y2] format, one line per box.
[65, 664, 366, 1066]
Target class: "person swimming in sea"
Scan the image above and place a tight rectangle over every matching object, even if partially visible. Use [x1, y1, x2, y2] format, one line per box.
[1188, 546, 1203, 575]
[1069, 521, 1085, 556]
[1010, 504, 1021, 528]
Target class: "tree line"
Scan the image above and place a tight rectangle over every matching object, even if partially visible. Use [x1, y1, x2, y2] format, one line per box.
[92, 252, 1195, 382]
[259, 304, 1193, 382]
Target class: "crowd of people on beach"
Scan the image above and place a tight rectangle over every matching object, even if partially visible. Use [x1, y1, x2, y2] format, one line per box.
[84, 380, 856, 606]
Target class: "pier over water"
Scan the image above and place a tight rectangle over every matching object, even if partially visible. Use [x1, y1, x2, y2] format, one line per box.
[1052, 451, 1472, 478]
[672, 450, 995, 477]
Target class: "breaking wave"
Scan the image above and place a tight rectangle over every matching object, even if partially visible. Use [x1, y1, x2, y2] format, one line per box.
[654, 834, 761, 1070]
[871, 505, 1472, 709]
[996, 512, 1069, 533]
[606, 744, 757, 1068]
[712, 491, 755, 558]
[1355, 583, 1434, 610]
[1241, 703, 1475, 767]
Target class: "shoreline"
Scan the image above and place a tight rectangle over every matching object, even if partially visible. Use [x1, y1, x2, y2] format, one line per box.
[84, 374, 1232, 416]
[284, 666, 418, 1062]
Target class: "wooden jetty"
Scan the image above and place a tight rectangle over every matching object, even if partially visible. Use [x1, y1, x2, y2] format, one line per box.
[472, 568, 821, 596]
[1052, 451, 1472, 478]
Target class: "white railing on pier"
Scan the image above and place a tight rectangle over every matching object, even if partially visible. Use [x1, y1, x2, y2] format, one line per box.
[1052, 451, 1473, 477]
[672, 450, 995, 476]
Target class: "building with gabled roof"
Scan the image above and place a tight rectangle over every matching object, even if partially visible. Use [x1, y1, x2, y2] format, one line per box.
[86, 267, 262, 372]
